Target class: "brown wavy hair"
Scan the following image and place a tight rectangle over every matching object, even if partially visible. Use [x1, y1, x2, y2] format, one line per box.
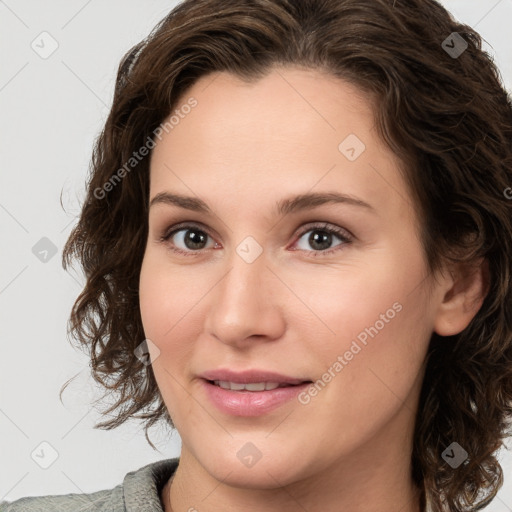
[61, 0, 512, 510]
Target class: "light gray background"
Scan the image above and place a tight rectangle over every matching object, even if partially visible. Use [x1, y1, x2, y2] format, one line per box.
[1, 0, 511, 508]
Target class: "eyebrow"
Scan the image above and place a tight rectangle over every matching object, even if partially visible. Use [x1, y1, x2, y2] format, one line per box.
[149, 191, 376, 216]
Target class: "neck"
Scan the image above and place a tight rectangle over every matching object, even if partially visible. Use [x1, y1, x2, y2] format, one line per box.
[163, 458, 422, 512]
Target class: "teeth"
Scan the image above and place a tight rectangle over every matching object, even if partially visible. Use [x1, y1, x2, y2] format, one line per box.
[214, 381, 281, 391]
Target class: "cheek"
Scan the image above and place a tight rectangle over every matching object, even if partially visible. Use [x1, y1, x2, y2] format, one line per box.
[139, 256, 184, 384]
[298, 259, 413, 351]
[139, 251, 188, 340]
[305, 298, 430, 454]
[304, 249, 432, 405]
[139, 255, 198, 421]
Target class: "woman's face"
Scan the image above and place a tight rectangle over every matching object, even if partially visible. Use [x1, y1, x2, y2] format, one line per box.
[139, 66, 445, 488]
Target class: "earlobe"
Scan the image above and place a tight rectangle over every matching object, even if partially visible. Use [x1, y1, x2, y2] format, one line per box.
[433, 257, 489, 337]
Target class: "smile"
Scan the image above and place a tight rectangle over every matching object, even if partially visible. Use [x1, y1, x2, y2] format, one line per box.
[201, 379, 312, 416]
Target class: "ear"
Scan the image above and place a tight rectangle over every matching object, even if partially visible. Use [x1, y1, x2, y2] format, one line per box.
[433, 257, 490, 336]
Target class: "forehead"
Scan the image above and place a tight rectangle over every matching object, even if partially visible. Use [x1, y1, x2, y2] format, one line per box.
[148, 67, 415, 225]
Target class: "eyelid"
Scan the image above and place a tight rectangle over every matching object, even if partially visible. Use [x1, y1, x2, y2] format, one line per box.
[160, 221, 216, 242]
[293, 222, 353, 243]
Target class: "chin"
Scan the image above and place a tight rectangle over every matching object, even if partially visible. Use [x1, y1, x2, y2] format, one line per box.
[195, 444, 309, 490]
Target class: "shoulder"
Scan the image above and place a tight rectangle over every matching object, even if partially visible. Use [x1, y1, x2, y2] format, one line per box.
[0, 485, 121, 512]
[1, 457, 180, 512]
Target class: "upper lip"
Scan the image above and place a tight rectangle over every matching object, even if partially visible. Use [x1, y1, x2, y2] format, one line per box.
[200, 369, 311, 385]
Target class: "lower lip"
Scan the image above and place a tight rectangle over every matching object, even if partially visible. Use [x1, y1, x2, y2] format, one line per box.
[201, 379, 311, 416]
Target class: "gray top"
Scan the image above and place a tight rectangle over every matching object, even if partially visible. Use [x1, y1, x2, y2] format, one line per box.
[0, 457, 179, 512]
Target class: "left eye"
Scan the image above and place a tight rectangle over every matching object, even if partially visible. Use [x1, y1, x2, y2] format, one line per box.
[294, 224, 352, 255]
[161, 222, 353, 257]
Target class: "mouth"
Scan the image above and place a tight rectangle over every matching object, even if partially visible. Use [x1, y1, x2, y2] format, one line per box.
[200, 371, 312, 417]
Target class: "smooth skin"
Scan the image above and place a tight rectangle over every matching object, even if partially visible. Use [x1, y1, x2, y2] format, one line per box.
[138, 66, 488, 512]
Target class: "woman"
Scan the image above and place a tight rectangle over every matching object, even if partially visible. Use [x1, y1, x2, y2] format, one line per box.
[3, 0, 512, 511]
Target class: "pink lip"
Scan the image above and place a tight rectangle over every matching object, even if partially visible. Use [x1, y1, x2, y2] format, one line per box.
[199, 369, 312, 416]
[200, 379, 311, 416]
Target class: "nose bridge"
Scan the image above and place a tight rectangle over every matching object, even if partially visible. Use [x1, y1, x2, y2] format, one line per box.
[217, 240, 268, 314]
[205, 237, 284, 343]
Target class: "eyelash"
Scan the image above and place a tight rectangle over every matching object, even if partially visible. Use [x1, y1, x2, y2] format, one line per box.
[159, 221, 353, 258]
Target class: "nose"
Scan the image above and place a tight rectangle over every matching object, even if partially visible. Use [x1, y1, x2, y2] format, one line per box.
[204, 247, 286, 348]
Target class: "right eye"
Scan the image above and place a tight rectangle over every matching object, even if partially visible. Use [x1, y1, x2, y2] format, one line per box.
[161, 223, 218, 256]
